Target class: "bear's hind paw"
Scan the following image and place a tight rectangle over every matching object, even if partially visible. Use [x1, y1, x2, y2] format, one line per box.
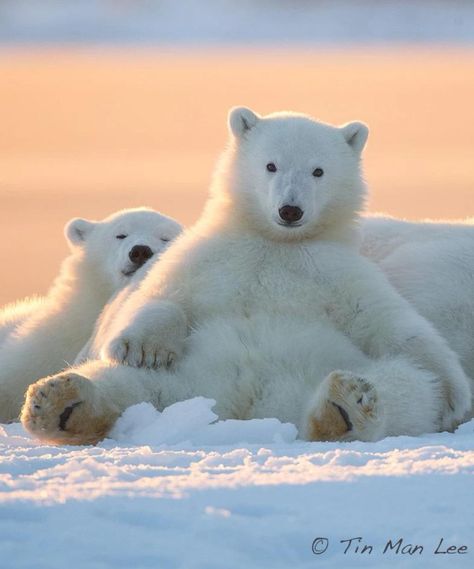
[21, 373, 118, 445]
[305, 371, 382, 442]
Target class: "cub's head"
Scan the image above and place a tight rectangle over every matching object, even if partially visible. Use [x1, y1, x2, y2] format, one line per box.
[225, 107, 368, 242]
[65, 207, 182, 291]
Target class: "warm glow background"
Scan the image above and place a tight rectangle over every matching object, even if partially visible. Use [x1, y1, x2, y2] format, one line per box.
[0, 47, 473, 305]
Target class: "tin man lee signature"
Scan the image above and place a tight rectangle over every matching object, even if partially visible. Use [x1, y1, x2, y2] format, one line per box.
[312, 537, 468, 557]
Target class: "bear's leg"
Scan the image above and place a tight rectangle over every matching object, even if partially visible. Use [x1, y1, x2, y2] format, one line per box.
[21, 361, 164, 445]
[303, 357, 443, 442]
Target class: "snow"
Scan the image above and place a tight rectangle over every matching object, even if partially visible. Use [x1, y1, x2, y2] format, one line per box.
[0, 397, 473, 568]
[110, 398, 298, 446]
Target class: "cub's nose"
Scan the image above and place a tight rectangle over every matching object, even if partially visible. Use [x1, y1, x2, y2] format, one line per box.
[278, 205, 304, 224]
[129, 245, 154, 266]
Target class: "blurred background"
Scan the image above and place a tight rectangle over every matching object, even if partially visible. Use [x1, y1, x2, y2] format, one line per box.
[0, 0, 473, 304]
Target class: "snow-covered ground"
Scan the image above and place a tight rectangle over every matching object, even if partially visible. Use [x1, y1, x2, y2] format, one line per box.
[0, 397, 473, 568]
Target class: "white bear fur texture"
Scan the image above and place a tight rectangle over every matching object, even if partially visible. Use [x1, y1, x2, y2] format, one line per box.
[361, 215, 474, 411]
[21, 108, 471, 445]
[0, 207, 182, 422]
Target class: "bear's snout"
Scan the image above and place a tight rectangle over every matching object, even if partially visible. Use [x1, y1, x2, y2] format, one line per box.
[278, 205, 304, 224]
[129, 245, 154, 266]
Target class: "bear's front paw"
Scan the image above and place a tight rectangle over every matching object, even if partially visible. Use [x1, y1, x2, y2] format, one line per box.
[304, 371, 383, 442]
[104, 332, 183, 370]
[21, 373, 119, 445]
[102, 300, 188, 370]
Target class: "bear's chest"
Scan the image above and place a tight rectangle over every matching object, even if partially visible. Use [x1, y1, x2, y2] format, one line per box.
[188, 243, 335, 322]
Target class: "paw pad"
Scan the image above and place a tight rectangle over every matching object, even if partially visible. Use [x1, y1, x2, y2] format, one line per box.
[307, 371, 380, 441]
[58, 401, 83, 431]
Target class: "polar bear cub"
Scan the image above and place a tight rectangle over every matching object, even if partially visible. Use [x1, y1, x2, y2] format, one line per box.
[22, 108, 471, 445]
[0, 207, 182, 422]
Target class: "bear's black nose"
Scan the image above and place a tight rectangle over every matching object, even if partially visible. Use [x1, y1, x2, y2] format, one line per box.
[278, 205, 304, 224]
[129, 245, 154, 266]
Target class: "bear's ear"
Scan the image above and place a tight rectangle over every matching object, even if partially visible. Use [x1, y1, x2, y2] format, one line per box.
[340, 121, 369, 154]
[65, 218, 96, 246]
[228, 107, 260, 138]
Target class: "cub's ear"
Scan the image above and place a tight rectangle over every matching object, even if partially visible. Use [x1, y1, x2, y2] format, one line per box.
[340, 121, 369, 154]
[228, 106, 261, 138]
[65, 218, 96, 246]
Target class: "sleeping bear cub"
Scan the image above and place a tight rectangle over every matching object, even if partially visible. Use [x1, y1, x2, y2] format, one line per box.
[21, 108, 471, 444]
[0, 207, 182, 422]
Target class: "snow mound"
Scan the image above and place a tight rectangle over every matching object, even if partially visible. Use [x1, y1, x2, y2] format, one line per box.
[109, 398, 298, 446]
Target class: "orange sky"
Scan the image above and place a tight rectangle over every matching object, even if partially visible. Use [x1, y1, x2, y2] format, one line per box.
[0, 47, 473, 305]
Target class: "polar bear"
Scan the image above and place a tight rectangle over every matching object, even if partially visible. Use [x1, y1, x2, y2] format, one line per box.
[361, 215, 474, 406]
[21, 108, 471, 445]
[360, 214, 474, 262]
[0, 207, 182, 422]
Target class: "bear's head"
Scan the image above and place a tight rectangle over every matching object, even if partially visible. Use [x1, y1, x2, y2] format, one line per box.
[222, 107, 368, 243]
[64, 208, 183, 292]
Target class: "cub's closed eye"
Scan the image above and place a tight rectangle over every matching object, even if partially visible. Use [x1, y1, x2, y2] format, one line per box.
[161, 237, 170, 243]
[266, 162, 277, 173]
[116, 234, 128, 240]
[313, 168, 324, 178]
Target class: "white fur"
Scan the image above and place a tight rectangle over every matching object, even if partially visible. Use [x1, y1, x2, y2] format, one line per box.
[23, 109, 471, 443]
[0, 207, 182, 421]
[0, 297, 44, 346]
[361, 215, 474, 412]
[360, 214, 474, 262]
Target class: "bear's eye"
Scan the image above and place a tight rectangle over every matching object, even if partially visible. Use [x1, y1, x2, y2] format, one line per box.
[312, 168, 324, 178]
[116, 234, 128, 240]
[161, 237, 170, 243]
[266, 162, 277, 173]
